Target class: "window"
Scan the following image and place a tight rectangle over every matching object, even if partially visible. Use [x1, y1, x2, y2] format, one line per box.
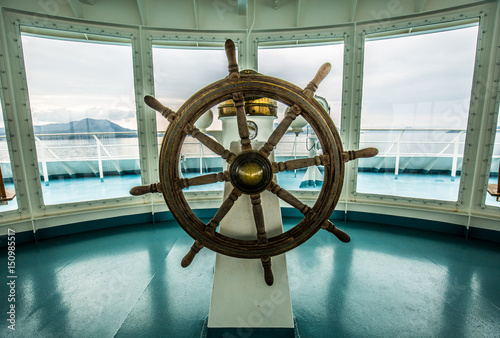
[258, 42, 344, 191]
[153, 45, 228, 190]
[356, 24, 479, 201]
[153, 46, 228, 132]
[0, 97, 17, 212]
[258, 42, 344, 127]
[21, 31, 140, 205]
[486, 103, 500, 206]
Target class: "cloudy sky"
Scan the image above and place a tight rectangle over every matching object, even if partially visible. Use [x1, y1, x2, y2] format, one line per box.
[361, 25, 479, 129]
[258, 43, 344, 127]
[153, 43, 344, 131]
[20, 35, 137, 129]
[153, 47, 228, 131]
[14, 24, 479, 132]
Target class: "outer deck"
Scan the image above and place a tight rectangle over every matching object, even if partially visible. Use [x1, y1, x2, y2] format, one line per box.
[1, 170, 499, 211]
[1, 216, 499, 337]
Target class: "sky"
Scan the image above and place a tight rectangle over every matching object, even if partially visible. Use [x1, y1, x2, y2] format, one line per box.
[16, 24, 480, 132]
[258, 43, 344, 127]
[361, 25, 479, 129]
[153, 43, 344, 131]
[152, 47, 228, 132]
[21, 35, 137, 129]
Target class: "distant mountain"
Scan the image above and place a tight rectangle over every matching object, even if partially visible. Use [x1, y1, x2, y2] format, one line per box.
[0, 118, 135, 136]
[35, 118, 134, 134]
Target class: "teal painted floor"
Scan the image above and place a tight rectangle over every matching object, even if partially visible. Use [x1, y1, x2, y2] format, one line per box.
[1, 217, 500, 337]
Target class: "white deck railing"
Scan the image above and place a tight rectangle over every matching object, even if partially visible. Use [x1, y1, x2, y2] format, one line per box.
[0, 129, 498, 183]
[359, 128, 473, 177]
[32, 132, 139, 184]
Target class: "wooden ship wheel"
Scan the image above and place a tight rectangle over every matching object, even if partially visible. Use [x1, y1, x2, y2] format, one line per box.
[131, 39, 378, 285]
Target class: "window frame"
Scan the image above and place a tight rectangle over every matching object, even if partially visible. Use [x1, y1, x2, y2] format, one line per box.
[349, 11, 487, 212]
[6, 12, 146, 215]
[146, 31, 243, 205]
[481, 93, 500, 214]
[0, 79, 21, 218]
[0, 3, 497, 231]
[256, 37, 346, 128]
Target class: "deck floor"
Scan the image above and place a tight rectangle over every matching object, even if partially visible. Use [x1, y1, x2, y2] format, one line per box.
[1, 218, 499, 337]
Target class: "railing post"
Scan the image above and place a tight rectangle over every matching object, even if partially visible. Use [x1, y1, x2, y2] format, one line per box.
[95, 135, 104, 182]
[199, 142, 203, 174]
[293, 134, 298, 178]
[451, 132, 461, 179]
[395, 134, 401, 179]
[35, 137, 49, 186]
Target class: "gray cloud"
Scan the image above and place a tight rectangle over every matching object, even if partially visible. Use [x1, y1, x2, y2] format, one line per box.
[361, 26, 478, 129]
[21, 34, 136, 128]
[18, 25, 479, 133]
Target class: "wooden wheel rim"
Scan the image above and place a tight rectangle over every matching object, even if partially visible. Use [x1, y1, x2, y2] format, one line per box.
[159, 73, 344, 259]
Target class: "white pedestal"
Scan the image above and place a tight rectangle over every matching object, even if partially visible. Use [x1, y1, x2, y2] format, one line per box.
[300, 135, 323, 188]
[207, 139, 294, 330]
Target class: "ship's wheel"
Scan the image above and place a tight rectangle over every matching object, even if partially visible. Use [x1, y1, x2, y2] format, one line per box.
[131, 39, 377, 285]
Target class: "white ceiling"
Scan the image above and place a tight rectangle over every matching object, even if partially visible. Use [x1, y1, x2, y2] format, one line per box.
[0, 0, 487, 31]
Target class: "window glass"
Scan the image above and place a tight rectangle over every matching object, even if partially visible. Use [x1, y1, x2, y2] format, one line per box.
[258, 42, 344, 191]
[0, 98, 17, 212]
[357, 25, 479, 201]
[153, 46, 228, 190]
[258, 43, 344, 127]
[153, 46, 228, 132]
[486, 104, 500, 206]
[21, 32, 140, 205]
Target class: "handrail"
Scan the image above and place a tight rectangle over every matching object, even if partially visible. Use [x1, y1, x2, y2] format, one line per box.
[360, 129, 466, 177]
[360, 128, 466, 131]
[32, 131, 138, 137]
[0, 130, 498, 182]
[30, 132, 138, 183]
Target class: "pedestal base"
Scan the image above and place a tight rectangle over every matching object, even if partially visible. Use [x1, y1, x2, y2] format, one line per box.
[204, 318, 298, 338]
[207, 141, 294, 332]
[207, 188, 294, 331]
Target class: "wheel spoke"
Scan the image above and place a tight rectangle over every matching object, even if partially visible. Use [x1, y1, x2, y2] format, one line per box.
[233, 92, 252, 151]
[261, 256, 274, 286]
[181, 188, 242, 268]
[185, 124, 236, 164]
[342, 147, 379, 162]
[250, 194, 268, 244]
[144, 95, 178, 122]
[181, 240, 204, 268]
[267, 182, 315, 218]
[303, 63, 332, 99]
[129, 182, 162, 196]
[260, 105, 302, 157]
[225, 39, 240, 80]
[321, 220, 351, 243]
[272, 155, 330, 173]
[205, 188, 243, 234]
[177, 171, 229, 189]
[259, 63, 331, 157]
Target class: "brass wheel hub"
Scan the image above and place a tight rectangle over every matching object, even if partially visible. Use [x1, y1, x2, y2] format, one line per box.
[229, 151, 273, 194]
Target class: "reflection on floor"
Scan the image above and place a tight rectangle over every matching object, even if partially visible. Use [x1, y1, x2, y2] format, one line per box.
[1, 171, 498, 212]
[1, 217, 499, 337]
